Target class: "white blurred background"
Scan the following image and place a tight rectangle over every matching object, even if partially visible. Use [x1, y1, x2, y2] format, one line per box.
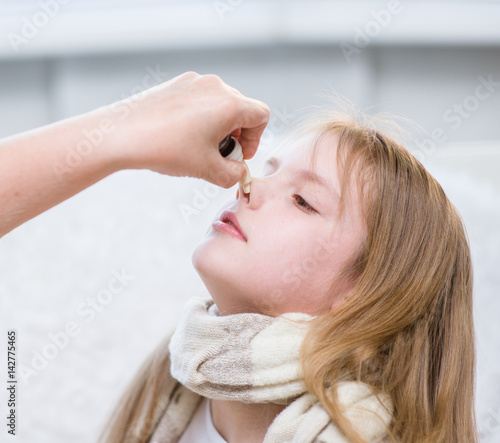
[0, 1, 499, 442]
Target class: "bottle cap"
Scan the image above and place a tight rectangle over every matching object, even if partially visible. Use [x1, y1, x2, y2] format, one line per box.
[219, 135, 236, 158]
[219, 135, 243, 162]
[218, 135, 251, 193]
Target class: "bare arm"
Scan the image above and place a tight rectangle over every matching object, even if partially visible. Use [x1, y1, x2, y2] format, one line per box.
[0, 110, 122, 237]
[0, 72, 269, 237]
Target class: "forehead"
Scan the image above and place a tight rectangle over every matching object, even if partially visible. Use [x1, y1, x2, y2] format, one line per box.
[270, 132, 341, 175]
[267, 131, 366, 219]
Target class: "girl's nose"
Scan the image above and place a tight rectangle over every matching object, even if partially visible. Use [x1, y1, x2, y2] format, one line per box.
[236, 175, 269, 206]
[236, 182, 249, 202]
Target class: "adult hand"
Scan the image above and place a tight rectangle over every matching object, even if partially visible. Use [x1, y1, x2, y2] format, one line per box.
[0, 71, 269, 237]
[102, 71, 270, 188]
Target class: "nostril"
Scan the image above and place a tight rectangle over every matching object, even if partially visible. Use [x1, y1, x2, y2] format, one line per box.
[237, 184, 250, 202]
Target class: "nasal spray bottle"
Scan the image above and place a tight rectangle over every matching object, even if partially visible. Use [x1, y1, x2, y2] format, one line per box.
[218, 135, 252, 194]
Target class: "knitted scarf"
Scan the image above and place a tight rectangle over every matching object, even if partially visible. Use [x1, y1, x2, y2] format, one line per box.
[149, 295, 393, 443]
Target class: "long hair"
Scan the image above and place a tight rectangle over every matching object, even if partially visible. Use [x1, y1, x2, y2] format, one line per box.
[298, 111, 477, 442]
[98, 109, 477, 443]
[97, 333, 175, 443]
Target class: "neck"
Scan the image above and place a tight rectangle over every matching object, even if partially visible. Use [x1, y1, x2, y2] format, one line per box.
[210, 398, 286, 443]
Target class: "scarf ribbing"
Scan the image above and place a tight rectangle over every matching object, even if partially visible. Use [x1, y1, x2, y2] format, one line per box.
[152, 295, 393, 442]
[169, 294, 312, 405]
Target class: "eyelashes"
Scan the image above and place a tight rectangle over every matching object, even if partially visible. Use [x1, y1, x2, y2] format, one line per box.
[250, 168, 318, 214]
[291, 194, 316, 213]
[237, 188, 317, 214]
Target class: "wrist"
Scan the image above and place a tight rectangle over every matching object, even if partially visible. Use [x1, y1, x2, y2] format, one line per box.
[70, 105, 131, 174]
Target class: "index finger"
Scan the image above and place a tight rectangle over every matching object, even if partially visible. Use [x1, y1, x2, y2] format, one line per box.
[235, 98, 270, 160]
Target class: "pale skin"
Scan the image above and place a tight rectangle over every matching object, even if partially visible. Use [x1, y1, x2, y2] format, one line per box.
[194, 133, 366, 441]
[193, 132, 366, 317]
[210, 400, 288, 443]
[0, 71, 269, 442]
[1, 72, 366, 442]
[0, 71, 269, 237]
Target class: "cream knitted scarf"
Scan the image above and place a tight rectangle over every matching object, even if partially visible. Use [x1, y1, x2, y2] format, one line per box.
[151, 295, 393, 443]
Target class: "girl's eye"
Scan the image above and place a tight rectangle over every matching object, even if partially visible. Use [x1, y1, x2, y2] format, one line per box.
[291, 194, 316, 213]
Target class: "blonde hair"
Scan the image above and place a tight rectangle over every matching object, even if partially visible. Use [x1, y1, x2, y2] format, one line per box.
[98, 107, 477, 443]
[296, 109, 477, 442]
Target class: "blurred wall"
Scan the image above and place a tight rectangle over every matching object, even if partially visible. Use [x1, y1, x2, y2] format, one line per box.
[1, 45, 500, 143]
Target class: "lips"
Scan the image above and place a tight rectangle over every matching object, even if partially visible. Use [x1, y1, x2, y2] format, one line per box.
[218, 210, 247, 242]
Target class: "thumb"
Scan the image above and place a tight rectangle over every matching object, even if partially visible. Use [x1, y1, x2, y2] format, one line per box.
[205, 152, 246, 189]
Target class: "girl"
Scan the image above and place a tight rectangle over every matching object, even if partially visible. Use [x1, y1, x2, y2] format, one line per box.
[0, 71, 476, 442]
[98, 111, 477, 442]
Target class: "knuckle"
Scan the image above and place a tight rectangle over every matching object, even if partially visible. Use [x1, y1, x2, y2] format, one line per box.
[197, 73, 226, 91]
[182, 71, 199, 78]
[262, 104, 271, 118]
[203, 73, 223, 84]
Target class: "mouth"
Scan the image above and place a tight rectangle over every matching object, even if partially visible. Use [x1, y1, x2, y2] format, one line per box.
[213, 210, 247, 242]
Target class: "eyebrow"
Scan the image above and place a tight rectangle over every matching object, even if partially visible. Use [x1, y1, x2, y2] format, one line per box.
[264, 156, 333, 193]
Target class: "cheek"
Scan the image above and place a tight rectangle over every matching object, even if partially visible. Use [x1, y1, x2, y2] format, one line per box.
[338, 220, 365, 260]
[256, 230, 329, 284]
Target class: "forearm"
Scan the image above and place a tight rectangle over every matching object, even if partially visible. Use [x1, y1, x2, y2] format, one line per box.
[0, 72, 269, 238]
[0, 108, 122, 237]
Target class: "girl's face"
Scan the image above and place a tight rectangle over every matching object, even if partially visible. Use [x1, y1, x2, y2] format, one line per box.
[191, 132, 366, 316]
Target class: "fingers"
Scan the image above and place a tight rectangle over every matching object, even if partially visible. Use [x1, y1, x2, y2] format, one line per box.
[209, 97, 268, 187]
[129, 70, 270, 186]
[233, 98, 270, 160]
[238, 119, 268, 160]
[205, 151, 246, 189]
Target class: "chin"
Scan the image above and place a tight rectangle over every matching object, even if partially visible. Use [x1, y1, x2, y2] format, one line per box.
[191, 241, 255, 313]
[191, 239, 209, 277]
[191, 237, 234, 283]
